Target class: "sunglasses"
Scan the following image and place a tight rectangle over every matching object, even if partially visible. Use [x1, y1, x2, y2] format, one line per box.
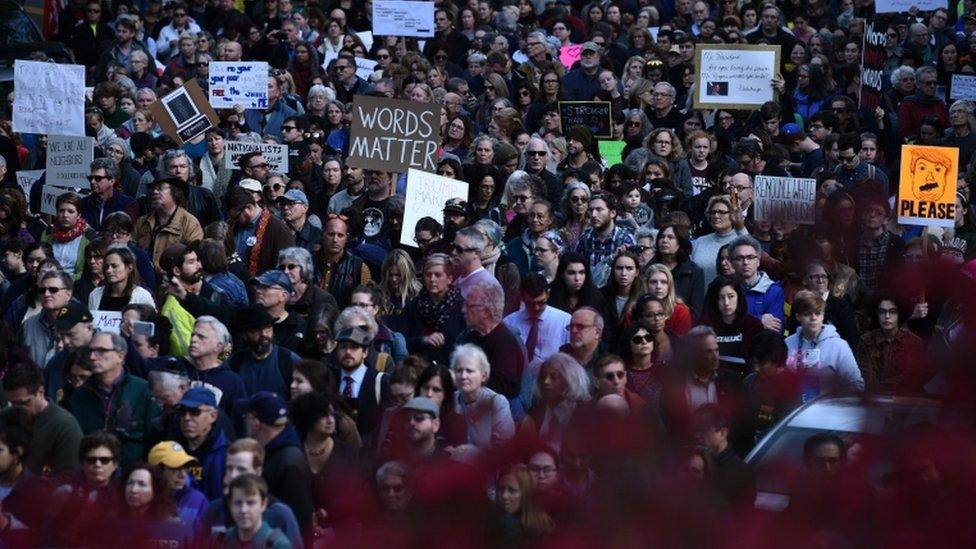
[452, 244, 478, 254]
[264, 183, 284, 192]
[281, 125, 298, 131]
[39, 286, 65, 294]
[87, 175, 111, 183]
[526, 150, 546, 156]
[570, 196, 588, 204]
[179, 407, 204, 417]
[631, 334, 654, 344]
[196, 62, 210, 67]
[84, 456, 114, 465]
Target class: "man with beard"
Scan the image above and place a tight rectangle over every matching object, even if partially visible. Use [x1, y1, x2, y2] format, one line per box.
[327, 162, 365, 215]
[277, 190, 321, 255]
[227, 307, 299, 397]
[574, 191, 635, 286]
[226, 187, 295, 278]
[352, 170, 394, 245]
[252, 270, 306, 351]
[563, 42, 603, 101]
[159, 243, 230, 311]
[134, 176, 205, 271]
[558, 126, 601, 174]
[442, 198, 470, 244]
[136, 150, 222, 228]
[401, 397, 447, 461]
[332, 326, 389, 436]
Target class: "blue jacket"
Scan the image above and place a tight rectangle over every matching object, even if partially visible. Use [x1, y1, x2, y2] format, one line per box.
[198, 497, 303, 549]
[79, 191, 138, 232]
[180, 424, 229, 500]
[244, 100, 298, 140]
[743, 272, 785, 332]
[175, 484, 209, 527]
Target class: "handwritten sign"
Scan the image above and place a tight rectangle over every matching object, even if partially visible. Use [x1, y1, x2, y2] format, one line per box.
[694, 44, 780, 110]
[92, 310, 123, 333]
[754, 175, 817, 225]
[209, 62, 269, 109]
[560, 44, 582, 69]
[347, 95, 440, 173]
[401, 169, 468, 247]
[951, 74, 976, 101]
[559, 101, 612, 139]
[860, 21, 886, 111]
[15, 170, 45, 198]
[875, 0, 946, 13]
[372, 0, 435, 37]
[46, 135, 93, 189]
[13, 61, 86, 137]
[355, 57, 379, 81]
[224, 141, 289, 173]
[357, 30, 374, 51]
[40, 185, 71, 215]
[898, 145, 958, 228]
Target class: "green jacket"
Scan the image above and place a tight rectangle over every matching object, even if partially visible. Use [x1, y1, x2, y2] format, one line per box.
[67, 373, 159, 466]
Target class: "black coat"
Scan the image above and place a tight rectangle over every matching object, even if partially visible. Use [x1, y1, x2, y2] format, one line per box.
[331, 365, 390, 438]
[263, 425, 314, 532]
[671, 259, 705, 321]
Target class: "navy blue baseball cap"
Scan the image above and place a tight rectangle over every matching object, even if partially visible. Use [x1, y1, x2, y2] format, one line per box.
[178, 386, 218, 409]
[236, 391, 288, 426]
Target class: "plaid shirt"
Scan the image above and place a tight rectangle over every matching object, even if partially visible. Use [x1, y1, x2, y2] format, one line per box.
[574, 224, 636, 270]
[858, 230, 892, 293]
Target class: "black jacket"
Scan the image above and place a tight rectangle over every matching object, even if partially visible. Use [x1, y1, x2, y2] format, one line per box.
[263, 425, 314, 533]
[712, 446, 756, 508]
[671, 259, 705, 321]
[331, 364, 390, 438]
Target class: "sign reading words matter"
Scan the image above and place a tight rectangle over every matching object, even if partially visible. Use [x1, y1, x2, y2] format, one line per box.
[347, 95, 440, 173]
[13, 60, 86, 137]
[694, 44, 780, 110]
[224, 141, 289, 173]
[46, 135, 94, 189]
[898, 145, 958, 228]
[754, 175, 817, 225]
[559, 101, 612, 139]
[401, 169, 469, 247]
[209, 62, 269, 109]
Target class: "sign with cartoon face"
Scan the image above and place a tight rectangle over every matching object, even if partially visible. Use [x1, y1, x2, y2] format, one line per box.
[898, 144, 958, 228]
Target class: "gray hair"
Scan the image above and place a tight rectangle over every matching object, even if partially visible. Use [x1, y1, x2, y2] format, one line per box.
[307, 84, 335, 103]
[575, 306, 605, 331]
[40, 270, 73, 294]
[472, 219, 503, 247]
[148, 369, 190, 392]
[561, 181, 591, 211]
[456, 226, 488, 253]
[90, 157, 121, 180]
[103, 137, 131, 158]
[277, 247, 314, 283]
[376, 460, 407, 483]
[528, 30, 548, 49]
[728, 235, 762, 256]
[195, 315, 232, 351]
[634, 226, 656, 243]
[466, 281, 504, 321]
[519, 137, 549, 170]
[686, 325, 717, 340]
[335, 306, 379, 341]
[654, 81, 677, 97]
[130, 50, 149, 65]
[135, 87, 157, 102]
[158, 149, 196, 179]
[502, 170, 535, 204]
[533, 352, 592, 402]
[96, 331, 130, 354]
[468, 52, 488, 65]
[450, 343, 491, 378]
[914, 65, 937, 81]
[495, 9, 517, 33]
[950, 100, 975, 115]
[890, 65, 916, 87]
[623, 147, 652, 175]
[0, 156, 5, 168]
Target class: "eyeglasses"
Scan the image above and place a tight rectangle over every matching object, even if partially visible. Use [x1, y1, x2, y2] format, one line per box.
[627, 121, 642, 127]
[839, 154, 857, 163]
[279, 263, 301, 271]
[196, 62, 210, 67]
[878, 307, 898, 316]
[569, 196, 588, 204]
[434, 55, 448, 61]
[566, 323, 595, 331]
[808, 273, 829, 281]
[377, 53, 390, 59]
[248, 162, 269, 170]
[641, 311, 667, 319]
[708, 209, 731, 216]
[512, 194, 531, 202]
[264, 183, 284, 192]
[87, 175, 111, 183]
[379, 483, 405, 493]
[631, 334, 653, 344]
[732, 254, 758, 262]
[39, 286, 66, 294]
[88, 347, 117, 355]
[528, 464, 557, 475]
[84, 455, 114, 465]
[526, 150, 546, 156]
[832, 107, 848, 113]
[452, 244, 478, 254]
[335, 65, 352, 71]
[281, 125, 298, 131]
[179, 407, 204, 417]
[602, 370, 627, 381]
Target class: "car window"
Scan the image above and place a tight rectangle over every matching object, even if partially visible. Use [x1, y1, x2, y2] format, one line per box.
[0, 4, 43, 46]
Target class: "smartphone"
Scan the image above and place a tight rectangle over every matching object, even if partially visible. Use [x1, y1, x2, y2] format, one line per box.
[133, 321, 155, 338]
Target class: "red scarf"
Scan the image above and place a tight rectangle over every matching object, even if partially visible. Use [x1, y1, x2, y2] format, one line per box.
[248, 208, 272, 277]
[51, 217, 88, 243]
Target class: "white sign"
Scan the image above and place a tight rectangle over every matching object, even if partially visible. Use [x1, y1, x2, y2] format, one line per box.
[355, 57, 379, 81]
[357, 30, 374, 51]
[209, 62, 269, 109]
[46, 135, 94, 189]
[15, 170, 45, 198]
[321, 51, 338, 72]
[373, 0, 435, 38]
[875, 0, 946, 13]
[92, 310, 124, 333]
[951, 74, 976, 101]
[401, 169, 468, 247]
[40, 185, 71, 216]
[224, 141, 289, 173]
[754, 175, 817, 225]
[12, 61, 86, 137]
[695, 45, 780, 110]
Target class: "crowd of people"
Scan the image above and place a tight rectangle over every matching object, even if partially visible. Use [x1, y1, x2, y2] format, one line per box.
[0, 0, 976, 546]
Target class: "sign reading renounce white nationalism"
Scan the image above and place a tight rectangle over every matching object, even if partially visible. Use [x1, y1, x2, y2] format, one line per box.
[46, 135, 94, 189]
[754, 175, 816, 225]
[209, 62, 269, 109]
[13, 61, 86, 137]
[224, 141, 289, 173]
[372, 1, 435, 37]
[347, 95, 440, 173]
[401, 169, 468, 247]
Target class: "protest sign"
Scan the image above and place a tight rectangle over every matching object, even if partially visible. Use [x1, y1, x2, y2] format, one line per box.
[40, 185, 72, 215]
[559, 101, 612, 139]
[357, 30, 374, 51]
[598, 141, 626, 167]
[92, 310, 124, 333]
[401, 169, 469, 247]
[224, 141, 289, 173]
[355, 57, 379, 81]
[372, 0, 435, 37]
[875, 0, 945, 13]
[754, 176, 817, 225]
[897, 145, 958, 228]
[560, 44, 582, 69]
[860, 20, 886, 111]
[694, 44, 780, 110]
[347, 95, 440, 173]
[951, 74, 976, 100]
[15, 170, 45, 198]
[149, 80, 219, 145]
[209, 62, 269, 109]
[46, 135, 93, 189]
[12, 60, 86, 137]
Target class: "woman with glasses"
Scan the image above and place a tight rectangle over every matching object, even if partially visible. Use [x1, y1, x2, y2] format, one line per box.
[532, 230, 567, 284]
[691, 195, 747, 284]
[620, 322, 665, 402]
[644, 128, 693, 198]
[701, 276, 763, 376]
[46, 432, 122, 546]
[88, 246, 154, 312]
[559, 182, 591, 248]
[442, 115, 473, 162]
[857, 294, 928, 392]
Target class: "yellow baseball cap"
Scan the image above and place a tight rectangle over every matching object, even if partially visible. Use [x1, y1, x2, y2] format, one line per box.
[148, 441, 198, 469]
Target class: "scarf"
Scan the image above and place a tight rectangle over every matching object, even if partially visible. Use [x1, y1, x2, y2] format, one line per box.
[908, 90, 942, 108]
[51, 217, 88, 243]
[247, 208, 272, 277]
[480, 246, 501, 275]
[416, 285, 462, 332]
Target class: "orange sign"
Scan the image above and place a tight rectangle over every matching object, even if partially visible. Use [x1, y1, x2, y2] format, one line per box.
[897, 144, 958, 228]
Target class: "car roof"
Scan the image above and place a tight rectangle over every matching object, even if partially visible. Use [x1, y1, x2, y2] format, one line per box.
[785, 393, 944, 435]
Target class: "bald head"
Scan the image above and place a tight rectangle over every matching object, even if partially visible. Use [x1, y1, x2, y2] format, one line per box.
[222, 41, 243, 61]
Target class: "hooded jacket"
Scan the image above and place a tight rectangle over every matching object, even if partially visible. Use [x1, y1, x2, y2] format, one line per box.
[785, 324, 865, 400]
[743, 271, 785, 331]
[263, 425, 314, 533]
[180, 425, 229, 501]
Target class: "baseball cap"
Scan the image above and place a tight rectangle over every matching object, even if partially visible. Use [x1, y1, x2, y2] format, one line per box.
[443, 197, 467, 215]
[277, 189, 308, 205]
[335, 326, 372, 347]
[402, 396, 439, 419]
[236, 391, 288, 426]
[178, 386, 218, 409]
[580, 41, 600, 54]
[148, 441, 198, 469]
[252, 269, 295, 296]
[55, 302, 93, 331]
[238, 178, 263, 193]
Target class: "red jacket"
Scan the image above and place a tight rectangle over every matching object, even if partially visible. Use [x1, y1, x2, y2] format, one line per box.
[897, 95, 949, 138]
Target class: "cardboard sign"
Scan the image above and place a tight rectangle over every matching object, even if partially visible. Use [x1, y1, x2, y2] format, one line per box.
[951, 74, 976, 101]
[209, 62, 269, 109]
[149, 80, 219, 145]
[46, 135, 93, 189]
[92, 310, 124, 334]
[694, 44, 780, 110]
[224, 141, 289, 173]
[875, 0, 945, 13]
[40, 185, 72, 215]
[754, 175, 817, 225]
[598, 140, 626, 167]
[372, 0, 435, 37]
[347, 95, 440, 173]
[15, 170, 45, 198]
[559, 101, 612, 139]
[897, 145, 958, 228]
[860, 20, 886, 111]
[401, 169, 468, 247]
[13, 60, 86, 137]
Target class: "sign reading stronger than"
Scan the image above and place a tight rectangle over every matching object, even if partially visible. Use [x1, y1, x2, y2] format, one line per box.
[347, 95, 440, 173]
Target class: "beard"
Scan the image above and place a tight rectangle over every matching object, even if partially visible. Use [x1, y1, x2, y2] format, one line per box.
[179, 269, 203, 284]
[249, 336, 273, 356]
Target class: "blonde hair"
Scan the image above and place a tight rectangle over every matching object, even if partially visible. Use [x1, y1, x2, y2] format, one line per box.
[380, 249, 421, 309]
[644, 263, 681, 315]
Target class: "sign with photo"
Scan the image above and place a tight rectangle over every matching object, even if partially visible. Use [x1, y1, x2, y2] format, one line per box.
[372, 0, 435, 37]
[694, 44, 780, 110]
[209, 62, 269, 109]
[149, 80, 219, 145]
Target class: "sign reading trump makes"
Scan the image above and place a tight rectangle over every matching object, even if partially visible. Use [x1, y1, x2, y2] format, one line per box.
[754, 176, 817, 225]
[401, 169, 468, 247]
[347, 96, 440, 173]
